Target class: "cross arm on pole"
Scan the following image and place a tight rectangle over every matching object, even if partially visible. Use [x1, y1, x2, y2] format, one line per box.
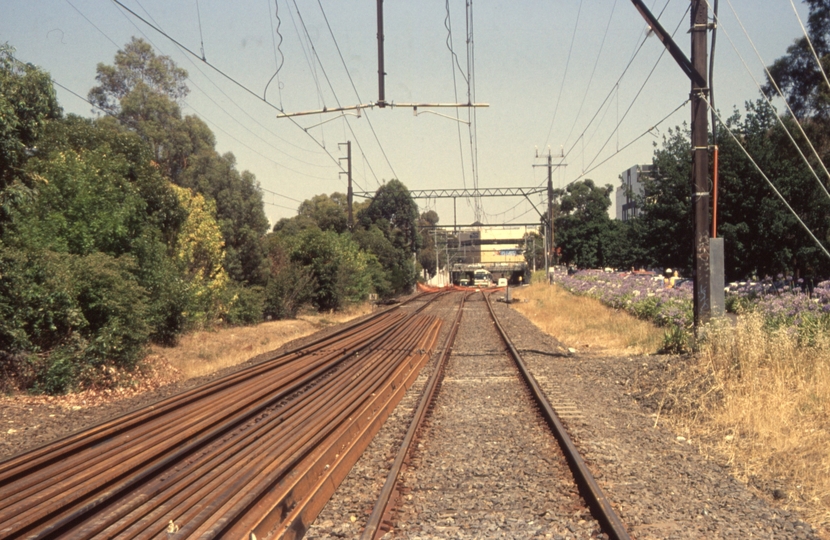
[628, 0, 706, 88]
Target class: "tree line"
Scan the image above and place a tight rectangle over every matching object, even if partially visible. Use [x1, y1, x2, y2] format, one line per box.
[536, 1, 830, 283]
[0, 39, 420, 394]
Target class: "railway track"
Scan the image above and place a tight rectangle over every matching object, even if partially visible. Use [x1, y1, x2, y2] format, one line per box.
[1, 289, 629, 539]
[358, 291, 630, 539]
[0, 294, 445, 539]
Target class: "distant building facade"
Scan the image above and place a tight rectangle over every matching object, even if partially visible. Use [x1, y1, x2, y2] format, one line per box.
[455, 226, 527, 265]
[615, 164, 652, 221]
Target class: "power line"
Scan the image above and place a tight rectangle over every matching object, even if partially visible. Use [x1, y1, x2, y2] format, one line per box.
[551, 0, 671, 184]
[575, 4, 690, 179]
[108, 0, 348, 175]
[63, 0, 119, 48]
[444, 0, 469, 194]
[263, 0, 285, 107]
[703, 95, 830, 260]
[289, 0, 387, 188]
[314, 0, 398, 184]
[561, 0, 618, 148]
[542, 0, 583, 150]
[715, 0, 830, 201]
[787, 0, 830, 97]
[126, 0, 330, 164]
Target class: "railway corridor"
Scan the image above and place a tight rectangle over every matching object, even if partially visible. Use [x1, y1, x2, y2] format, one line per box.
[1, 290, 821, 539]
[391, 295, 600, 538]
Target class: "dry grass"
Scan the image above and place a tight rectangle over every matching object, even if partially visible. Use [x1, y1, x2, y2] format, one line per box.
[510, 282, 664, 355]
[513, 282, 830, 534]
[149, 303, 374, 379]
[670, 314, 830, 533]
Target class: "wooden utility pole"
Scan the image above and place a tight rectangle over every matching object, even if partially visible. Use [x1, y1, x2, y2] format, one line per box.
[690, 0, 711, 326]
[377, 0, 386, 107]
[347, 141, 353, 229]
[533, 149, 566, 270]
[629, 0, 712, 326]
[339, 141, 354, 229]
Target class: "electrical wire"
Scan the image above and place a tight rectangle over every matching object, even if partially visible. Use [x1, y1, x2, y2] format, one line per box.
[289, 0, 385, 189]
[561, 0, 618, 149]
[714, 1, 830, 201]
[25, 60, 314, 209]
[264, 0, 285, 106]
[314, 0, 398, 184]
[445, 0, 469, 192]
[709, 0, 718, 145]
[63, 0, 119, 47]
[703, 94, 830, 260]
[788, 0, 830, 96]
[121, 0, 337, 175]
[465, 0, 482, 221]
[724, 0, 830, 187]
[107, 0, 350, 174]
[579, 4, 690, 177]
[196, 0, 206, 60]
[286, 0, 326, 146]
[542, 0, 583, 150]
[552, 0, 672, 185]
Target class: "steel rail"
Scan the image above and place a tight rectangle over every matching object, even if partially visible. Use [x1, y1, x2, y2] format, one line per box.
[240, 319, 443, 540]
[0, 291, 449, 539]
[0, 307, 408, 481]
[0, 313, 410, 537]
[84, 319, 434, 538]
[360, 291, 470, 539]
[482, 291, 632, 540]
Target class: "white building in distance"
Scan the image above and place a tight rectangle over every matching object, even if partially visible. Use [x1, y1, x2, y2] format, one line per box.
[615, 164, 652, 221]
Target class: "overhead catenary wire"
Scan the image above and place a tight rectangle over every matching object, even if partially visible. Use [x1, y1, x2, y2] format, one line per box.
[542, 0, 584, 150]
[263, 0, 285, 107]
[491, 99, 689, 224]
[445, 0, 469, 193]
[314, 0, 398, 184]
[116, 0, 339, 182]
[20, 59, 312, 209]
[703, 94, 830, 260]
[722, 0, 830, 195]
[108, 0, 350, 176]
[288, 0, 386, 189]
[712, 1, 830, 202]
[465, 0, 482, 221]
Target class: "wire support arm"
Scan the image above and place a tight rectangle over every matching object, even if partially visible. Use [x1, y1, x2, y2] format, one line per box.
[276, 101, 488, 119]
[628, 0, 706, 88]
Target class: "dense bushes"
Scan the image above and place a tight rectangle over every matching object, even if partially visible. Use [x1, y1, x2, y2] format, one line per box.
[0, 248, 149, 392]
[0, 43, 420, 394]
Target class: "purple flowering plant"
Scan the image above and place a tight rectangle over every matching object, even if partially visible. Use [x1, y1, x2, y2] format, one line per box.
[554, 270, 830, 347]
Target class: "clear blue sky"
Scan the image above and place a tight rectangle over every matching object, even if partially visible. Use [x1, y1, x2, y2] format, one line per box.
[1, 0, 810, 226]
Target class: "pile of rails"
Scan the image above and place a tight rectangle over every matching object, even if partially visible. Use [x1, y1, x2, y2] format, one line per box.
[0, 306, 441, 539]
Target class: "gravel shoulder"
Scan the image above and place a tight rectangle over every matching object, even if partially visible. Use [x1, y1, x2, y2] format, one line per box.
[491, 299, 819, 540]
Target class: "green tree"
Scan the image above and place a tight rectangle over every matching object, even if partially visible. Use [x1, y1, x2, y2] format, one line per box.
[298, 192, 350, 233]
[0, 44, 61, 227]
[91, 39, 269, 285]
[554, 179, 617, 268]
[357, 179, 419, 292]
[636, 126, 694, 273]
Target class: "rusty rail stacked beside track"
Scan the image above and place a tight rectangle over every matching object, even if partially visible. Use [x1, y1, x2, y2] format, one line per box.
[0, 295, 444, 539]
